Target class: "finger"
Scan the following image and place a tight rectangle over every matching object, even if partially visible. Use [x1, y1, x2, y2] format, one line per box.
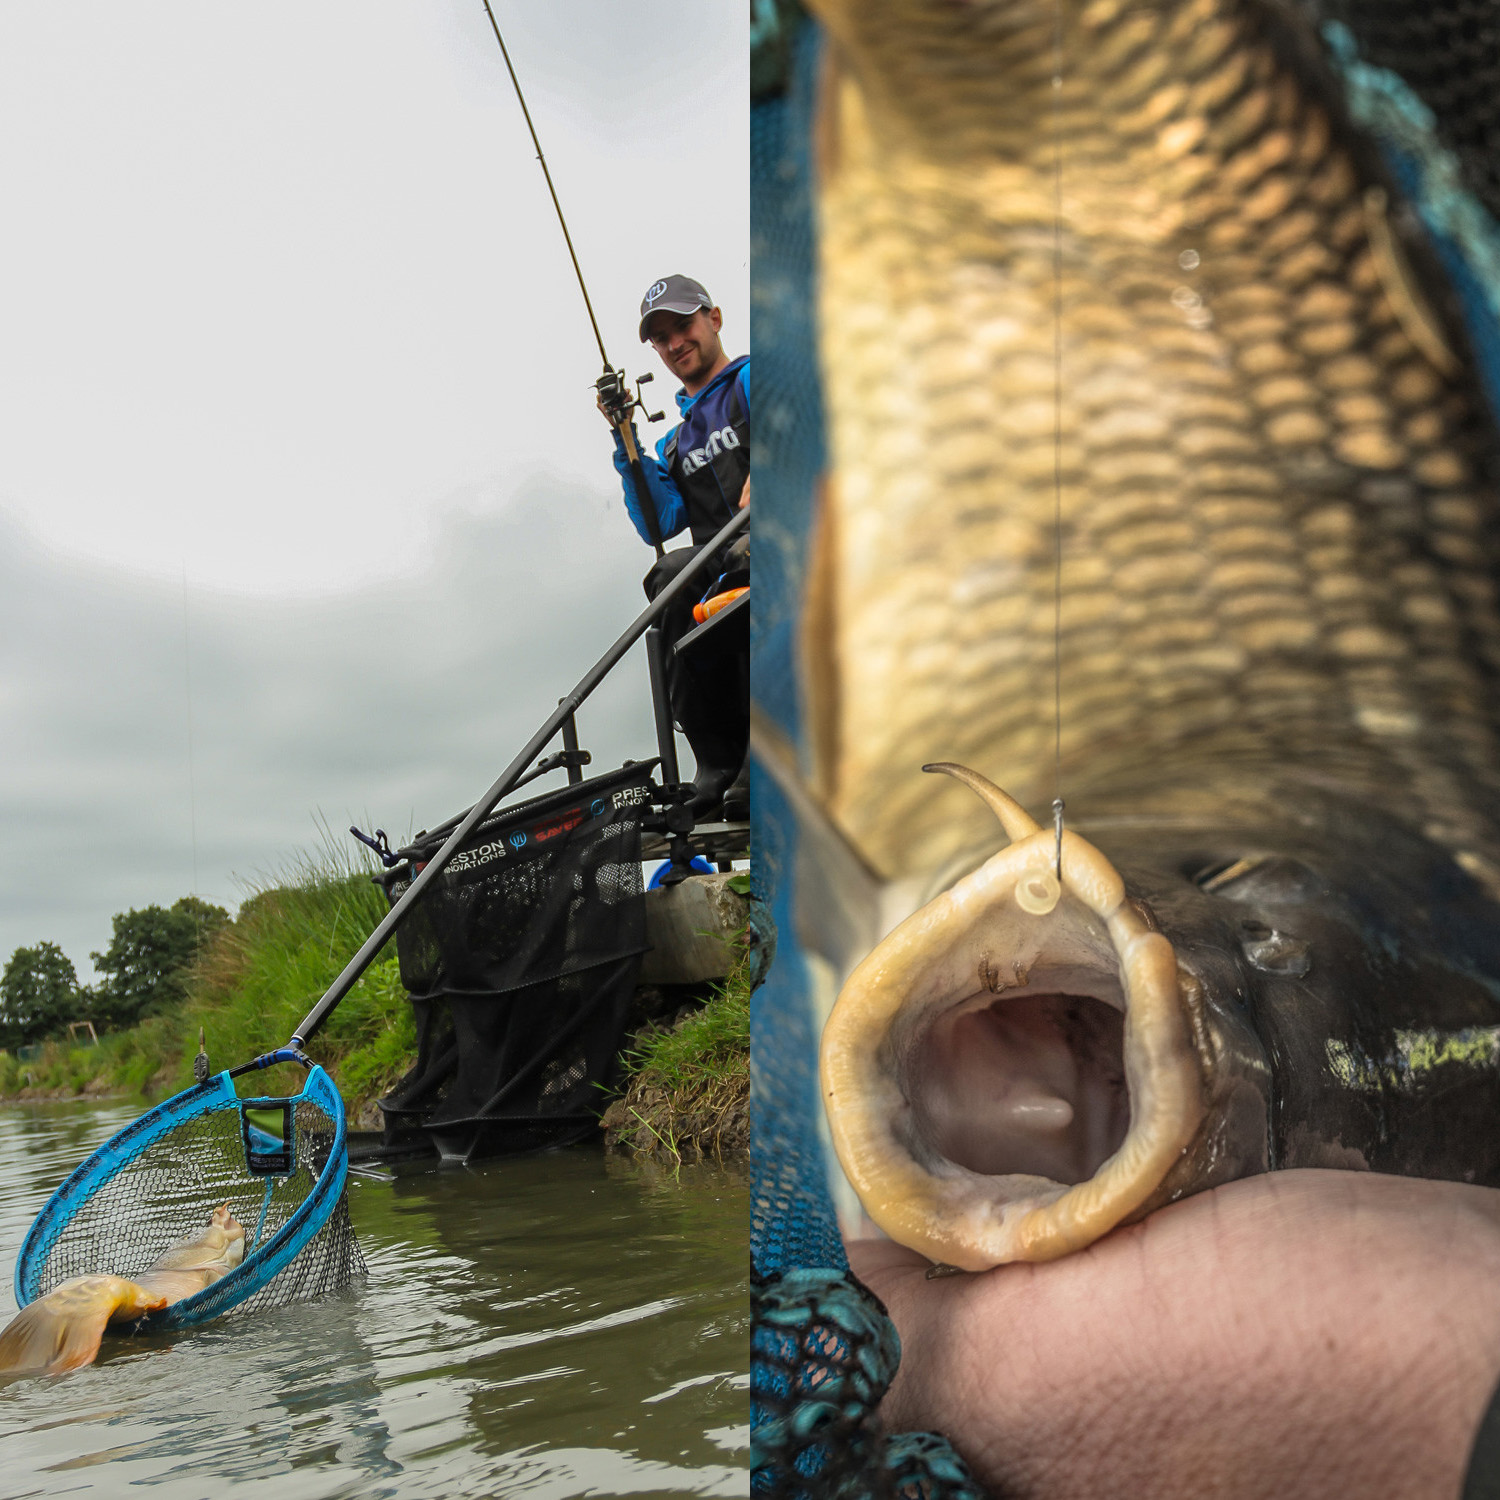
[846, 1236, 938, 1302]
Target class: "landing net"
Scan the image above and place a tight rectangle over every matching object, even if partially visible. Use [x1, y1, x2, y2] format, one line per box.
[14, 1060, 364, 1328]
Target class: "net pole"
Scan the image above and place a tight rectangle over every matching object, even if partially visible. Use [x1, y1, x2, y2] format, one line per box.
[289, 504, 748, 1047]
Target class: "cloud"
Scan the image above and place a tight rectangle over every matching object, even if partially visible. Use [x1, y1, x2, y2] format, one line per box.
[0, 488, 664, 982]
[0, 1, 747, 987]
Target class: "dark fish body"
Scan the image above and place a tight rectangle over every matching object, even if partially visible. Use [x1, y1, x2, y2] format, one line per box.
[1096, 782, 1500, 1193]
[764, 0, 1500, 1265]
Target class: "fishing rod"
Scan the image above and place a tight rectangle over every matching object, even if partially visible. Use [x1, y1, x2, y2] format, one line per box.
[478, 0, 669, 558]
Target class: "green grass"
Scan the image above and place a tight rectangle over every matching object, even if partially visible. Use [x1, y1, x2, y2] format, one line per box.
[608, 949, 751, 1160]
[628, 962, 750, 1092]
[0, 848, 416, 1113]
[178, 857, 416, 1105]
[0, 1014, 183, 1100]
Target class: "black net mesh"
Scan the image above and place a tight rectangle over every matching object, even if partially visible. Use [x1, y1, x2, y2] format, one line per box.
[190, 1193, 363, 1322]
[33, 1095, 364, 1321]
[378, 764, 653, 1156]
[1315, 0, 1500, 222]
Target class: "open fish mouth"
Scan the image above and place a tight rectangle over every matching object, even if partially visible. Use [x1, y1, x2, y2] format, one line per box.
[821, 764, 1205, 1268]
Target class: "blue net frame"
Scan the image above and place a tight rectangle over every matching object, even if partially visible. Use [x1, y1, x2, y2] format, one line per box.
[14, 1055, 365, 1328]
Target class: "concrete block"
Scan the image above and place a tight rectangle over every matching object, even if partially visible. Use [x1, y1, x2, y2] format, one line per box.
[639, 873, 748, 983]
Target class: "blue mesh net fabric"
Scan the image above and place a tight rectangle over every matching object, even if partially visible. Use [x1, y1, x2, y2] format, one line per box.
[748, 14, 826, 743]
[749, 7, 844, 1287]
[752, 1266, 991, 1500]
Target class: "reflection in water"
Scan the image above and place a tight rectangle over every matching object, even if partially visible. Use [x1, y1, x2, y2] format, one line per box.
[0, 1101, 747, 1498]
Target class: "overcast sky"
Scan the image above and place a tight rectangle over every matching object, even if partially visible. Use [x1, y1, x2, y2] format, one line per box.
[0, 2, 748, 982]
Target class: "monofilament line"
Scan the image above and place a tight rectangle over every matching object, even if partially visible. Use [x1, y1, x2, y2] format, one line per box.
[1051, 0, 1065, 878]
[182, 561, 199, 897]
[479, 0, 612, 372]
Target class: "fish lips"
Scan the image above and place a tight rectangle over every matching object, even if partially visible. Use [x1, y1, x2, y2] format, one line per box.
[819, 781, 1500, 1271]
[821, 821, 1208, 1270]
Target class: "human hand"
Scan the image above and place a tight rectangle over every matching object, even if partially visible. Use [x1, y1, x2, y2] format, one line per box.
[848, 1170, 1500, 1500]
[739, 475, 751, 509]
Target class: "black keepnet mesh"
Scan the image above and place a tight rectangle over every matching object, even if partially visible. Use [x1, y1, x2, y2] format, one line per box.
[1317, 0, 1500, 223]
[378, 764, 654, 1154]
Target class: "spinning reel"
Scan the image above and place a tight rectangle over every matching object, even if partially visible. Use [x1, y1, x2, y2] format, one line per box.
[596, 366, 664, 426]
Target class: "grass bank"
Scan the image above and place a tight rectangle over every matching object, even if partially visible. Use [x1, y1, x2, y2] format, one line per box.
[0, 858, 753, 1154]
[0, 856, 415, 1118]
[601, 954, 751, 1161]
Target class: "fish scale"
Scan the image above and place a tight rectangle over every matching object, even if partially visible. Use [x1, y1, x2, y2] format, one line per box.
[804, 0, 1500, 893]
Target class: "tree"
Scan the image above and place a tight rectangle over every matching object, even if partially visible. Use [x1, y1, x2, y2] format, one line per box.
[0, 942, 83, 1049]
[90, 896, 229, 1029]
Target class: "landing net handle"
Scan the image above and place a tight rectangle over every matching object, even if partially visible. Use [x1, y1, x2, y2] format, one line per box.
[14, 1055, 350, 1329]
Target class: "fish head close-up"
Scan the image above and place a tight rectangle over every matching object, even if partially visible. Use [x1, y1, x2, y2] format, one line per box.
[209, 1203, 248, 1271]
[820, 763, 1500, 1270]
[150, 1201, 248, 1277]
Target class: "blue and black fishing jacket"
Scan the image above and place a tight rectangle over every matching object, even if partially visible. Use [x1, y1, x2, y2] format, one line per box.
[611, 354, 750, 547]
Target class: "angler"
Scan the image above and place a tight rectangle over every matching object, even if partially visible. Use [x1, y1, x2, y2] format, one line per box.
[603, 274, 750, 820]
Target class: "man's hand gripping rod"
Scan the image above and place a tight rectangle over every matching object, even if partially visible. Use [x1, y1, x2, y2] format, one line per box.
[598, 368, 668, 558]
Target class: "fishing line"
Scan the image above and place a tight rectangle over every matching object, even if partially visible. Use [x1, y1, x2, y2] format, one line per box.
[181, 561, 199, 898]
[476, 1, 668, 557]
[478, 0, 611, 371]
[1050, 0, 1066, 879]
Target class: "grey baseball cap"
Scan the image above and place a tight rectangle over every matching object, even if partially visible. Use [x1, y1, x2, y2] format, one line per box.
[638, 274, 713, 340]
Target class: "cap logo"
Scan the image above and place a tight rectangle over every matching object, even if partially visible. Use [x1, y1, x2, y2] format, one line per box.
[645, 280, 668, 305]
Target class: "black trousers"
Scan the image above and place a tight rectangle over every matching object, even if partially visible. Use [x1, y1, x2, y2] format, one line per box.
[643, 541, 749, 786]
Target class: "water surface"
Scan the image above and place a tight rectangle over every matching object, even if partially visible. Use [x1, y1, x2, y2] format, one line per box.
[0, 1101, 747, 1498]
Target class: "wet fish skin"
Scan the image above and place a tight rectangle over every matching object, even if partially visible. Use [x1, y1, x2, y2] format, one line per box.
[783, 0, 1500, 1264]
[144, 1201, 246, 1280]
[0, 1203, 246, 1376]
[0, 1276, 169, 1377]
[802, 0, 1500, 891]
[1089, 783, 1500, 1211]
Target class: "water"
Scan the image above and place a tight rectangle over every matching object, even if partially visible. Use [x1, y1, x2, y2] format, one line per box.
[0, 1102, 747, 1498]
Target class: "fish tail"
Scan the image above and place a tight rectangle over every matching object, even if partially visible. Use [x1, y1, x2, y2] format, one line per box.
[0, 1290, 113, 1375]
[0, 1276, 168, 1377]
